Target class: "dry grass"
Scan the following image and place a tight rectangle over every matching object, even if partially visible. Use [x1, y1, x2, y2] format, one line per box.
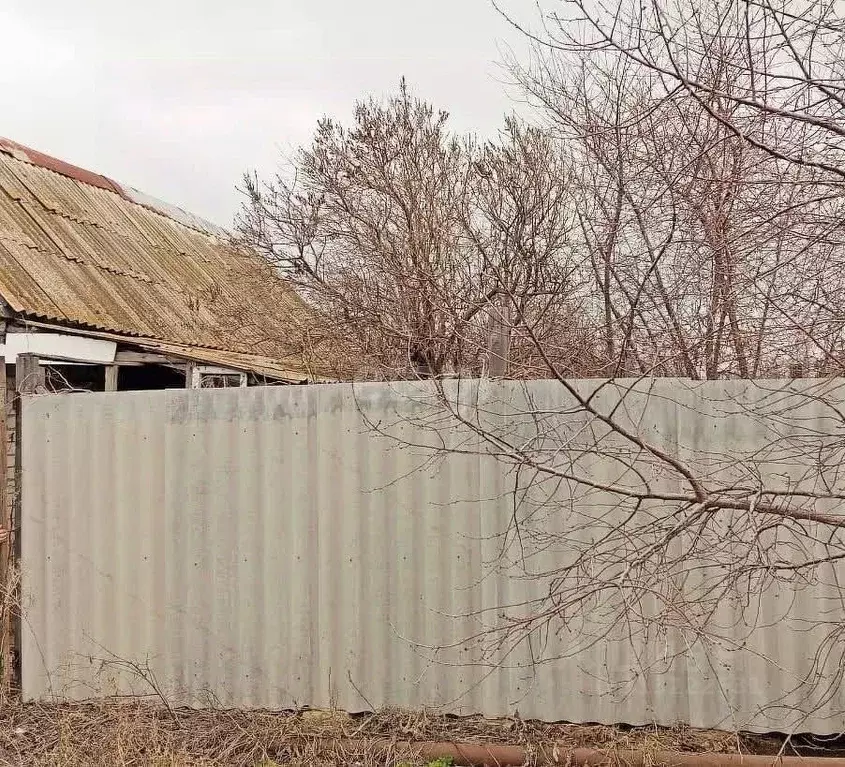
[0, 558, 19, 700]
[0, 699, 788, 767]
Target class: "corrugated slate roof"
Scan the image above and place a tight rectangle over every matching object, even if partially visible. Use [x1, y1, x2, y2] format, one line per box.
[0, 138, 326, 380]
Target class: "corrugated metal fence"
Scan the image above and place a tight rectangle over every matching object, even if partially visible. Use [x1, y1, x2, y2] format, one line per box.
[19, 380, 845, 733]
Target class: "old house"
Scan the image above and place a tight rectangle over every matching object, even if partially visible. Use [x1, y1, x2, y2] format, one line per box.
[0, 138, 337, 648]
[0, 137, 332, 391]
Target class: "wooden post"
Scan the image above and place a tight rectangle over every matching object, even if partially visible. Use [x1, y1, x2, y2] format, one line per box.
[486, 296, 511, 378]
[16, 354, 44, 396]
[104, 365, 118, 392]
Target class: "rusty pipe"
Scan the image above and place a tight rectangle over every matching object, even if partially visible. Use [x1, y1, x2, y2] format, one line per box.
[334, 739, 845, 767]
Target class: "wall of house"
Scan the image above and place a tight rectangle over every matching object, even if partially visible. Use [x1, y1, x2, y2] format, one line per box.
[0, 365, 18, 694]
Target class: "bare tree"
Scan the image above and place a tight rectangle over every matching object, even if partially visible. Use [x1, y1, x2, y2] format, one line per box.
[501, 0, 845, 379]
[502, 0, 845, 176]
[239, 80, 472, 377]
[237, 82, 595, 380]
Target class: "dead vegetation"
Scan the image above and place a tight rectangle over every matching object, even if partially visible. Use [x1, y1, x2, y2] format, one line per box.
[0, 700, 797, 767]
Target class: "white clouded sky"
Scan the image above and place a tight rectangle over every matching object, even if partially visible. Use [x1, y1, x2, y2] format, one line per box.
[0, 0, 526, 226]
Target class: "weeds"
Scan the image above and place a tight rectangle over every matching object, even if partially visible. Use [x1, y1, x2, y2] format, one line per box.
[0, 700, 785, 767]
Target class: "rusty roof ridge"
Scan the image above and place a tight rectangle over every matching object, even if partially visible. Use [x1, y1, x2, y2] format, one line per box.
[0, 136, 227, 239]
[0, 137, 126, 198]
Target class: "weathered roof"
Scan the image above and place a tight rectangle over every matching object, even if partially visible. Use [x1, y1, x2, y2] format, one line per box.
[0, 137, 330, 381]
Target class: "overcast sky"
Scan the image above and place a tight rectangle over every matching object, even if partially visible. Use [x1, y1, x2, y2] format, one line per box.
[0, 0, 527, 227]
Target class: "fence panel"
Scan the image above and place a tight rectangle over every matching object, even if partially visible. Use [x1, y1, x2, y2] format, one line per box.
[20, 380, 845, 733]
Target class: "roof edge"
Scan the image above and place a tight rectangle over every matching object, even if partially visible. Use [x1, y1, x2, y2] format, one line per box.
[14, 318, 321, 383]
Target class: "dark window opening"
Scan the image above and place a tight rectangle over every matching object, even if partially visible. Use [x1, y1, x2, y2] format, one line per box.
[46, 365, 105, 392]
[43, 363, 186, 392]
[118, 364, 186, 391]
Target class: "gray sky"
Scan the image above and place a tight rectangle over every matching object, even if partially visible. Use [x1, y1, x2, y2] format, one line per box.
[0, 0, 525, 227]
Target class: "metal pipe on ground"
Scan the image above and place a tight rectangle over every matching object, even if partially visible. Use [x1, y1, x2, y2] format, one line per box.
[336, 740, 845, 767]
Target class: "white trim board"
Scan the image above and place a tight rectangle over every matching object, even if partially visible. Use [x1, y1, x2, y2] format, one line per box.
[0, 332, 117, 365]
